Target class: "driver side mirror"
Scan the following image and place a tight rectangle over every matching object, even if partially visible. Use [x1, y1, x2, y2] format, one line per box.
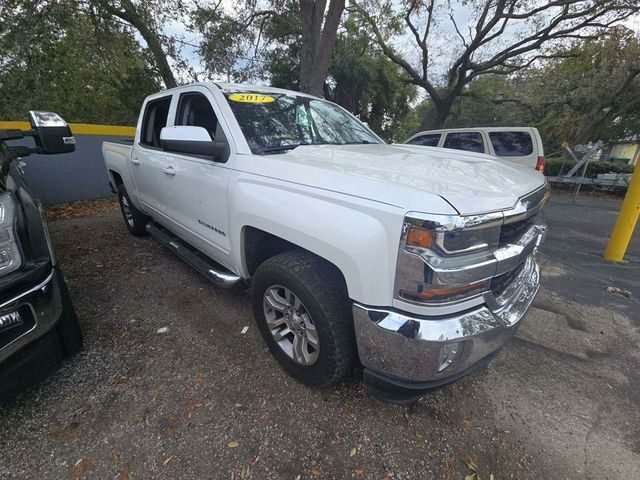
[160, 126, 227, 161]
[28, 111, 76, 154]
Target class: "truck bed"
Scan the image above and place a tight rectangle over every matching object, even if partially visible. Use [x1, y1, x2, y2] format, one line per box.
[103, 140, 133, 185]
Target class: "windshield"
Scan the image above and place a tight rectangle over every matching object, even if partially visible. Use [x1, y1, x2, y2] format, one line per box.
[223, 91, 382, 154]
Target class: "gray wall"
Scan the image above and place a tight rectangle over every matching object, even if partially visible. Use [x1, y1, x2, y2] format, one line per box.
[14, 134, 129, 205]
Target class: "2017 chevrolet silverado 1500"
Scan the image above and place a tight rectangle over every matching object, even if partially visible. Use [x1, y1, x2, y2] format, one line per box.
[103, 83, 548, 403]
[0, 112, 82, 402]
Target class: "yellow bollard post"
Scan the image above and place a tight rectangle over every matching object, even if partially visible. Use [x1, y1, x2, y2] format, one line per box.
[604, 159, 640, 262]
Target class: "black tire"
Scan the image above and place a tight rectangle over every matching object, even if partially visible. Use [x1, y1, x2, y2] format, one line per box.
[251, 251, 356, 387]
[117, 184, 149, 237]
[55, 266, 83, 357]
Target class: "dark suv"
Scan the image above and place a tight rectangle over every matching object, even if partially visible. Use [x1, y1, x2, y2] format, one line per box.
[0, 111, 82, 402]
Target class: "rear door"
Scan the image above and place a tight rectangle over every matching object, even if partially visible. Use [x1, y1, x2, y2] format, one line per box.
[159, 86, 233, 265]
[441, 131, 487, 154]
[130, 95, 174, 221]
[486, 129, 538, 168]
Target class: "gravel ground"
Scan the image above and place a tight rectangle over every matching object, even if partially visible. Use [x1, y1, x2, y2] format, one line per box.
[0, 191, 639, 480]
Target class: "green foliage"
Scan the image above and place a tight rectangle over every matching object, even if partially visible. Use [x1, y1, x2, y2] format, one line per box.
[324, 16, 418, 142]
[519, 27, 640, 147]
[543, 158, 635, 177]
[0, 0, 161, 125]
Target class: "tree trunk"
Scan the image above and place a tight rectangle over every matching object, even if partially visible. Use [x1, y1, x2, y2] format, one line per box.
[430, 97, 455, 129]
[299, 0, 345, 96]
[99, 0, 177, 89]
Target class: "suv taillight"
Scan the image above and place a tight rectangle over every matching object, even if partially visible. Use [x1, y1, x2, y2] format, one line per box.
[535, 156, 545, 172]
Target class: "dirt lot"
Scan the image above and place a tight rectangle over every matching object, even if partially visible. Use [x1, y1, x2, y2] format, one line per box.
[1, 191, 639, 480]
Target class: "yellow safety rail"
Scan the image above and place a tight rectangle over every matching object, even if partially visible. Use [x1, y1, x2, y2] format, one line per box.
[0, 121, 135, 136]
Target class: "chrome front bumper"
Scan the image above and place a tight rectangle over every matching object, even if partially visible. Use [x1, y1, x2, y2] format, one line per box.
[354, 253, 540, 389]
[0, 269, 61, 364]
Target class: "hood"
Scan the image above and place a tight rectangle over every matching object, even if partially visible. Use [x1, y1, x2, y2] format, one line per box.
[236, 143, 546, 215]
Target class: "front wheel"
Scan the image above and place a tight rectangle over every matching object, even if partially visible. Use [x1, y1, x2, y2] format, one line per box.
[251, 251, 356, 387]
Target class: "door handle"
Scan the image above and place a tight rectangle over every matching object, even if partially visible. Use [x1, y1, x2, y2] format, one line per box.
[162, 166, 176, 176]
[131, 158, 141, 165]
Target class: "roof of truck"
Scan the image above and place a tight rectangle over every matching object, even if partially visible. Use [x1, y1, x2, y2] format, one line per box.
[153, 82, 320, 99]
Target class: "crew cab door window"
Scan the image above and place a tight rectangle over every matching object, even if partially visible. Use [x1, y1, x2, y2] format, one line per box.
[443, 132, 485, 153]
[488, 131, 534, 156]
[175, 92, 218, 139]
[140, 96, 171, 148]
[407, 134, 441, 146]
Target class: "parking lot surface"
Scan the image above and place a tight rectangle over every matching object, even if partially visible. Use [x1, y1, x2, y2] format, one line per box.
[1, 191, 639, 479]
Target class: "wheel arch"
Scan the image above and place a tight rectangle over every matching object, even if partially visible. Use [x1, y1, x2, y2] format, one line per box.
[241, 226, 348, 293]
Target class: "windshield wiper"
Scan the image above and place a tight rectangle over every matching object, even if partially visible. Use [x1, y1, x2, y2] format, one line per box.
[341, 140, 378, 145]
[257, 143, 311, 154]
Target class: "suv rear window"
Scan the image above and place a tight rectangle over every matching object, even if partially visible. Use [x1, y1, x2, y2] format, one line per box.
[489, 131, 534, 156]
[443, 132, 484, 153]
[407, 133, 441, 146]
[140, 96, 171, 148]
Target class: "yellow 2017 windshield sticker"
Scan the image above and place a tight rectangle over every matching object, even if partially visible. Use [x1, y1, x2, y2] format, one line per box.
[228, 93, 275, 103]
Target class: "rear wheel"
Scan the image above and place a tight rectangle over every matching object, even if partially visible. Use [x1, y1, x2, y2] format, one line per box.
[117, 184, 149, 237]
[251, 251, 356, 387]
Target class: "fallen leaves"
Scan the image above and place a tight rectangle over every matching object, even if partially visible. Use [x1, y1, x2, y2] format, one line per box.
[607, 286, 631, 298]
[45, 197, 118, 220]
[162, 455, 174, 465]
[442, 455, 455, 478]
[116, 464, 131, 480]
[66, 458, 95, 479]
[349, 447, 357, 457]
[48, 421, 80, 439]
[228, 440, 240, 448]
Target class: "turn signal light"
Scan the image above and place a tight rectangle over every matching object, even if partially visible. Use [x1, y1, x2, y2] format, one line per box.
[535, 156, 545, 172]
[400, 279, 490, 301]
[406, 226, 433, 249]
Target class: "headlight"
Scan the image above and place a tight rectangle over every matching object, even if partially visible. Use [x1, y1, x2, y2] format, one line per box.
[0, 193, 22, 275]
[395, 213, 502, 304]
[404, 214, 501, 257]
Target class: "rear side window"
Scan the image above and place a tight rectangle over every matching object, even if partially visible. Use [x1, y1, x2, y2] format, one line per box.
[140, 96, 171, 148]
[175, 92, 218, 139]
[407, 134, 441, 146]
[443, 132, 484, 153]
[489, 131, 534, 156]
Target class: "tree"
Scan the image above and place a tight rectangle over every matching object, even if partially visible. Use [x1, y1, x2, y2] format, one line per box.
[90, 0, 182, 89]
[519, 27, 640, 145]
[326, 14, 418, 141]
[353, 0, 640, 128]
[194, 0, 346, 96]
[299, 0, 345, 95]
[0, 0, 161, 124]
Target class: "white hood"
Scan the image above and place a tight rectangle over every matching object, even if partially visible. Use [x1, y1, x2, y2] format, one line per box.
[237, 143, 546, 215]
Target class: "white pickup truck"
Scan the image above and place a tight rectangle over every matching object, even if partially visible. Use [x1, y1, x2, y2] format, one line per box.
[103, 83, 548, 403]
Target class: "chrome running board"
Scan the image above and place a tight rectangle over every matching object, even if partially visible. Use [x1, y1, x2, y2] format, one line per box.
[146, 222, 241, 288]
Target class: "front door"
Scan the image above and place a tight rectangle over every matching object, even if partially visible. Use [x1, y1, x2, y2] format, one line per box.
[160, 88, 233, 267]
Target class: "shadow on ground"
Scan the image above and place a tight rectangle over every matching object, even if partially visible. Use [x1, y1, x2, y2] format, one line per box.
[0, 190, 638, 479]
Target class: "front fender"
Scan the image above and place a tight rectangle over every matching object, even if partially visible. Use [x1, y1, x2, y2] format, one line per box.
[229, 177, 413, 307]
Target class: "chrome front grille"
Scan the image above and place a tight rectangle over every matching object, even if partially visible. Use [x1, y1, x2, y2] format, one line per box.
[490, 261, 526, 297]
[499, 216, 537, 246]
